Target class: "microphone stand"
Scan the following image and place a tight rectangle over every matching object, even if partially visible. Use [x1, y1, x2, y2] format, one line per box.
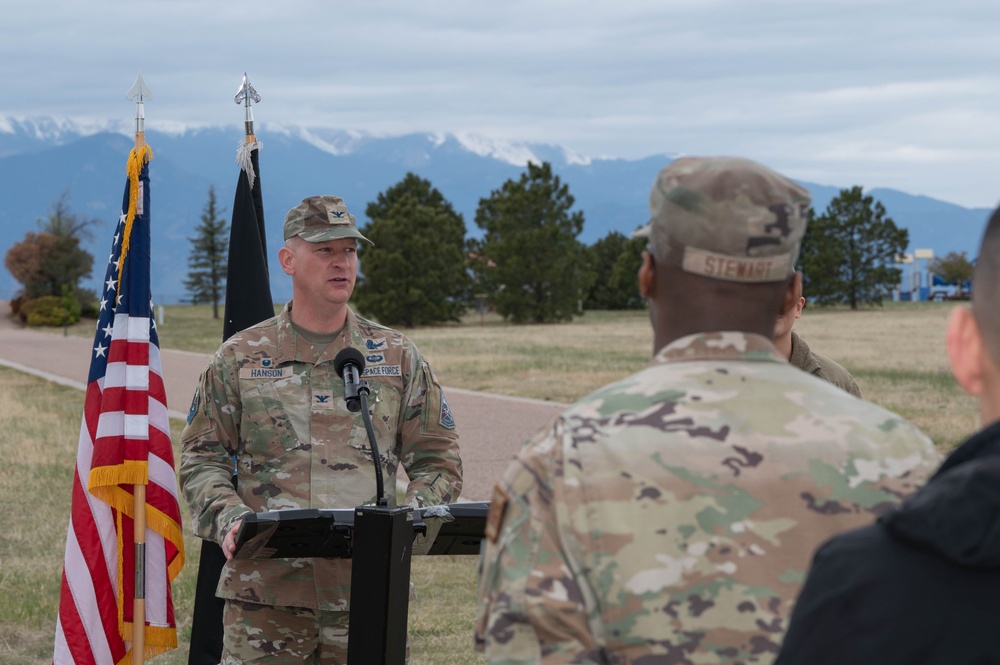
[347, 379, 421, 664]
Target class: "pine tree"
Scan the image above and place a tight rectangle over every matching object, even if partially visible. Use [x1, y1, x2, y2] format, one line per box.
[800, 186, 908, 309]
[473, 162, 587, 323]
[353, 173, 470, 327]
[184, 186, 229, 318]
[584, 230, 646, 310]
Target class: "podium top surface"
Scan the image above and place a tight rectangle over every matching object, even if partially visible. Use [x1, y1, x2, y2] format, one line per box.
[233, 501, 489, 559]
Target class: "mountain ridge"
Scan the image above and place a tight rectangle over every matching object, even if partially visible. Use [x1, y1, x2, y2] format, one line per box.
[0, 117, 988, 303]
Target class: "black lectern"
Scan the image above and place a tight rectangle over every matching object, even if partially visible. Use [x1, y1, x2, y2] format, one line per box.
[347, 505, 415, 664]
[232, 501, 489, 664]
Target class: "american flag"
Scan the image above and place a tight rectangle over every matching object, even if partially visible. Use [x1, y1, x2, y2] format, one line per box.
[53, 146, 184, 665]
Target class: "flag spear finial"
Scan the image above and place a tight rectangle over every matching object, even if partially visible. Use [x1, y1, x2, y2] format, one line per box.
[126, 70, 153, 152]
[235, 72, 261, 143]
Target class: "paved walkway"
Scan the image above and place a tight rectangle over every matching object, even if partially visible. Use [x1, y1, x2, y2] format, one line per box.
[0, 307, 565, 501]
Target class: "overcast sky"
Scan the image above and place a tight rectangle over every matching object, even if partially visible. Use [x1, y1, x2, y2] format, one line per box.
[3, 0, 1000, 208]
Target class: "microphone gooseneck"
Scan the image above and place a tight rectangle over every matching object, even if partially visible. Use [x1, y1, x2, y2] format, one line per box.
[333, 347, 385, 505]
[358, 390, 385, 505]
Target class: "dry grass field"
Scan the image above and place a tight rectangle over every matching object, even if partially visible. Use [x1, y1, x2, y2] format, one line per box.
[0, 366, 484, 665]
[2, 301, 980, 663]
[399, 303, 979, 452]
[57, 302, 978, 449]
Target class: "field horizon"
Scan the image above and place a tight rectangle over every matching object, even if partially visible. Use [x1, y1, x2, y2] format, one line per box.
[0, 301, 982, 663]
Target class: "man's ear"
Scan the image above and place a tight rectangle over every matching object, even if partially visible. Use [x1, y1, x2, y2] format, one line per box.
[779, 271, 802, 317]
[638, 251, 655, 299]
[793, 296, 806, 320]
[278, 245, 295, 277]
[946, 306, 985, 396]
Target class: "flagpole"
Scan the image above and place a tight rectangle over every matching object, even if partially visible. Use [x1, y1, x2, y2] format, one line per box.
[238, 72, 260, 145]
[188, 73, 269, 665]
[234, 72, 262, 190]
[126, 69, 153, 665]
[132, 483, 146, 663]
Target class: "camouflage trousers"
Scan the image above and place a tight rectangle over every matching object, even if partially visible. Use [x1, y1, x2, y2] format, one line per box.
[220, 599, 410, 664]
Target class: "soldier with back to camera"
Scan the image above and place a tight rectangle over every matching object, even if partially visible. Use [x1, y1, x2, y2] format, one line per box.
[475, 156, 937, 663]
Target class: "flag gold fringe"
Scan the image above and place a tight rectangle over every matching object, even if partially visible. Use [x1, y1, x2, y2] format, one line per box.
[93, 140, 188, 663]
[100, 476, 183, 663]
[89, 479, 184, 566]
[89, 460, 148, 495]
[117, 144, 153, 287]
[147, 504, 185, 580]
[116, 623, 179, 665]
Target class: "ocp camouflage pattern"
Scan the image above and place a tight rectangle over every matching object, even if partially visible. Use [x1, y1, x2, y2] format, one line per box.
[180, 302, 462, 611]
[642, 156, 812, 283]
[476, 331, 937, 664]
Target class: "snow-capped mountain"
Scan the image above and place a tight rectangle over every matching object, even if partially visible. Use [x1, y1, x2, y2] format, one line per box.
[0, 117, 989, 304]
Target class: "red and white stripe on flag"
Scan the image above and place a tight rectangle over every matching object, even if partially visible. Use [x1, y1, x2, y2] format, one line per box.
[54, 150, 184, 665]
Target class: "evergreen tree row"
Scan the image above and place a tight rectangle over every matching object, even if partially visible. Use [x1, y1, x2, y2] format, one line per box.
[5, 165, 930, 329]
[353, 162, 649, 327]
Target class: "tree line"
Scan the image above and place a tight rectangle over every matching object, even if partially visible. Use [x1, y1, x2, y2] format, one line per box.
[3, 193, 98, 326]
[5, 164, 976, 328]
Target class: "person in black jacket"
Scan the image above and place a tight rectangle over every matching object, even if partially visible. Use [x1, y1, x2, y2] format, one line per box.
[775, 207, 1000, 665]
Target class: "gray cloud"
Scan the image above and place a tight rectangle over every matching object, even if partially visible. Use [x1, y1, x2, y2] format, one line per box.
[3, 0, 1000, 207]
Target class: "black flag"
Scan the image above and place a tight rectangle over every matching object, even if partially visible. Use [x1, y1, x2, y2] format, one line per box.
[188, 141, 273, 665]
[222, 144, 273, 338]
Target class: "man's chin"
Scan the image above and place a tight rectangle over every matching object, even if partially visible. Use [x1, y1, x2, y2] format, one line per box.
[325, 285, 355, 302]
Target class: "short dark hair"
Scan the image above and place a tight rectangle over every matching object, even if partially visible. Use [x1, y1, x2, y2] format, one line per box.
[973, 207, 1000, 364]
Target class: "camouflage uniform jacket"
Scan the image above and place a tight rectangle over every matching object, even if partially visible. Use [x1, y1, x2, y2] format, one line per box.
[179, 302, 462, 611]
[789, 330, 863, 399]
[475, 332, 937, 664]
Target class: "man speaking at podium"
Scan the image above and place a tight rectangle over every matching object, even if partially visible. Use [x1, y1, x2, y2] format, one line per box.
[179, 195, 463, 664]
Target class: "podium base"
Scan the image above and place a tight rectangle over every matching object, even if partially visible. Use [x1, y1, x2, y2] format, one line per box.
[346, 505, 414, 665]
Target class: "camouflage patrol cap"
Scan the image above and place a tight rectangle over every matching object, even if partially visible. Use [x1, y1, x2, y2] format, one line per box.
[282, 195, 373, 245]
[634, 156, 810, 282]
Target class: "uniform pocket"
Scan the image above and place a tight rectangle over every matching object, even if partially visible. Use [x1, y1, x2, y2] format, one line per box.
[241, 380, 303, 454]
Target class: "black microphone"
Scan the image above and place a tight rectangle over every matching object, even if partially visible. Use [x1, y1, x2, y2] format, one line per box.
[333, 346, 385, 504]
[334, 347, 366, 413]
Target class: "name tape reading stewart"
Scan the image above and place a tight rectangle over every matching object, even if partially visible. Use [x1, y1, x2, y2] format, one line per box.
[682, 247, 792, 282]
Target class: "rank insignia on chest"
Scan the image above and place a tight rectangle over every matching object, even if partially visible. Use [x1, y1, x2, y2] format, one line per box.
[313, 390, 335, 410]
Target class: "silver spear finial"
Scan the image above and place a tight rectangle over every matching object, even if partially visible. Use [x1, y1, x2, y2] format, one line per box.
[235, 72, 261, 139]
[126, 69, 154, 135]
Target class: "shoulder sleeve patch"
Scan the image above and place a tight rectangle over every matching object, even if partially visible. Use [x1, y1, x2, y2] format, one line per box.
[439, 392, 456, 430]
[415, 359, 458, 437]
[187, 387, 200, 425]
